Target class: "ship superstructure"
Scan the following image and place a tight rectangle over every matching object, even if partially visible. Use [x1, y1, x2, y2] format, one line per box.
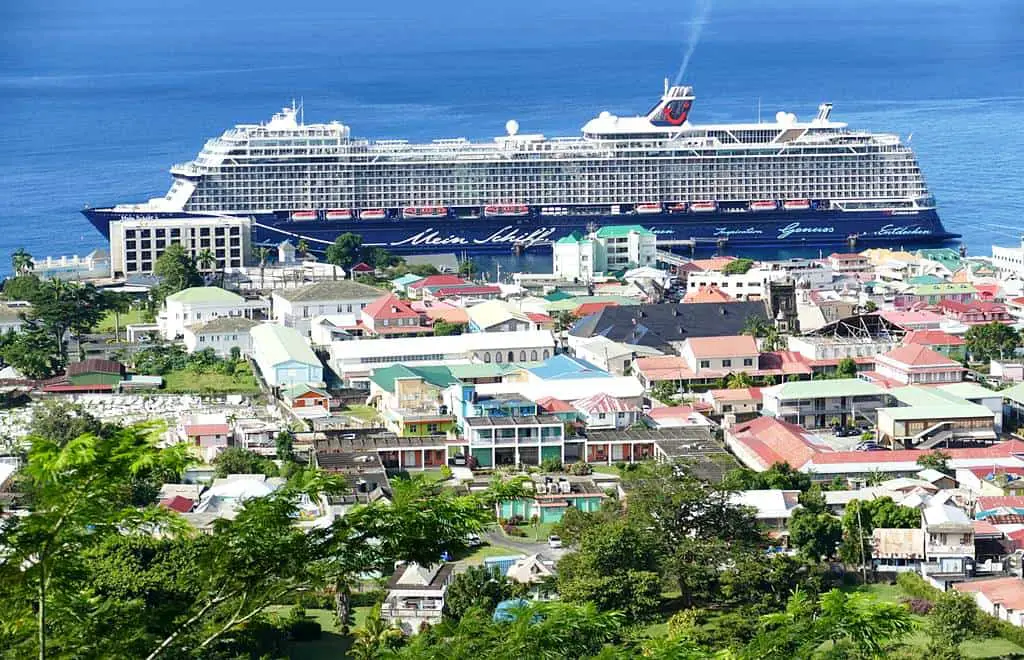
[84, 81, 955, 255]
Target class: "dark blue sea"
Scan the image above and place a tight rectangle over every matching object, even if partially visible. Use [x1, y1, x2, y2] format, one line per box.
[2, 0, 1023, 276]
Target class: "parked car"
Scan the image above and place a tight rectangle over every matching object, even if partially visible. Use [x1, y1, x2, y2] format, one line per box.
[465, 534, 482, 547]
[452, 453, 467, 467]
[548, 535, 562, 549]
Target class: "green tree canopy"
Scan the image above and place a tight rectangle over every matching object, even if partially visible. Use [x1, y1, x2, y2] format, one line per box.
[839, 497, 920, 565]
[723, 462, 812, 492]
[153, 243, 203, 301]
[836, 357, 858, 379]
[443, 565, 522, 622]
[212, 446, 280, 478]
[916, 450, 952, 475]
[964, 321, 1020, 362]
[722, 258, 755, 275]
[433, 320, 467, 336]
[325, 232, 363, 269]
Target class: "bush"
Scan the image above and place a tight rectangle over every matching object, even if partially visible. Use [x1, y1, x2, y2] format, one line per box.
[351, 589, 386, 608]
[897, 572, 941, 601]
[540, 457, 563, 473]
[506, 515, 525, 526]
[439, 464, 453, 480]
[295, 591, 335, 610]
[287, 618, 322, 642]
[567, 462, 593, 476]
[502, 524, 526, 537]
[901, 597, 933, 615]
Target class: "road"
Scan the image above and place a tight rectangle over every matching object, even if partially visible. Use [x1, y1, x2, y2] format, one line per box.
[482, 530, 569, 560]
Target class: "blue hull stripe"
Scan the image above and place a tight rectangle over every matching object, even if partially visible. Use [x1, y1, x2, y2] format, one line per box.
[82, 208, 958, 253]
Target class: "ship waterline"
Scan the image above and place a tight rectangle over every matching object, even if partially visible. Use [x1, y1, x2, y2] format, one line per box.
[82, 79, 958, 254]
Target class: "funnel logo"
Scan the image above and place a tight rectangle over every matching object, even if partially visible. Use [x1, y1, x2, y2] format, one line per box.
[655, 100, 691, 126]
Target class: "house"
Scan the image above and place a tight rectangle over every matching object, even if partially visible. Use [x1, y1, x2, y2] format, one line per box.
[0, 302, 26, 335]
[680, 335, 760, 375]
[250, 323, 323, 388]
[877, 386, 996, 449]
[956, 467, 1024, 496]
[425, 283, 502, 302]
[506, 554, 558, 585]
[160, 287, 263, 340]
[568, 301, 770, 353]
[180, 413, 231, 460]
[872, 528, 927, 574]
[572, 392, 640, 430]
[921, 503, 976, 579]
[787, 313, 906, 362]
[955, 577, 1024, 627]
[183, 316, 259, 357]
[405, 275, 471, 299]
[497, 476, 606, 522]
[991, 360, 1024, 384]
[459, 415, 571, 467]
[902, 330, 966, 359]
[683, 284, 736, 303]
[644, 405, 715, 429]
[553, 225, 657, 281]
[466, 300, 533, 333]
[873, 343, 964, 386]
[360, 293, 427, 337]
[67, 359, 125, 388]
[881, 309, 948, 332]
[368, 365, 459, 439]
[329, 330, 556, 386]
[391, 273, 424, 294]
[917, 468, 957, 490]
[760, 379, 887, 429]
[271, 280, 384, 337]
[828, 252, 871, 273]
[938, 300, 1014, 326]
[700, 388, 763, 416]
[937, 382, 1004, 432]
[633, 355, 691, 390]
[349, 262, 375, 277]
[731, 490, 802, 536]
[281, 384, 330, 418]
[382, 563, 455, 634]
[572, 335, 662, 376]
[894, 282, 977, 309]
[685, 266, 772, 301]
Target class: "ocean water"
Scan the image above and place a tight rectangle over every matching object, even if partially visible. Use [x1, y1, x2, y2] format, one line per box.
[1, 0, 1023, 275]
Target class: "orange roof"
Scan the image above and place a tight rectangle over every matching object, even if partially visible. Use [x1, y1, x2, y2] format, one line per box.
[757, 351, 814, 375]
[975, 283, 1000, 300]
[184, 424, 229, 436]
[526, 312, 553, 325]
[634, 355, 695, 381]
[574, 301, 619, 317]
[955, 577, 1024, 611]
[828, 253, 865, 260]
[691, 256, 737, 272]
[813, 440, 1024, 466]
[972, 519, 1003, 537]
[903, 330, 966, 347]
[363, 293, 419, 320]
[425, 307, 469, 324]
[978, 495, 1024, 511]
[407, 274, 468, 290]
[683, 285, 735, 303]
[535, 396, 576, 414]
[730, 416, 823, 470]
[707, 387, 763, 402]
[879, 343, 960, 368]
[685, 335, 758, 358]
[647, 405, 698, 419]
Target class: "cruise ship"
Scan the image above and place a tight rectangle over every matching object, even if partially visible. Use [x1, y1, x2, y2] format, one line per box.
[83, 81, 957, 253]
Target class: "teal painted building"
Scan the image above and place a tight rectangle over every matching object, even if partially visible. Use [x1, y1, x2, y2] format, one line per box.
[498, 493, 605, 524]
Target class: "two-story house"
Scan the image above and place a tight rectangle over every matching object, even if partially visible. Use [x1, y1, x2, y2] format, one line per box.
[361, 293, 428, 337]
[383, 563, 454, 635]
[572, 392, 640, 431]
[368, 364, 460, 442]
[680, 335, 760, 375]
[466, 300, 533, 333]
[874, 343, 964, 385]
[160, 286, 265, 341]
[272, 280, 384, 337]
[760, 378, 887, 429]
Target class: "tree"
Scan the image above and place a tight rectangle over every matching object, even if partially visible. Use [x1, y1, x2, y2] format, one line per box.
[917, 450, 952, 476]
[3, 273, 41, 301]
[363, 246, 400, 269]
[195, 248, 216, 275]
[325, 232, 362, 269]
[213, 446, 280, 478]
[28, 278, 106, 361]
[726, 371, 754, 389]
[789, 506, 842, 562]
[723, 462, 811, 492]
[275, 430, 294, 462]
[839, 497, 920, 567]
[443, 565, 519, 622]
[864, 300, 878, 313]
[718, 553, 813, 612]
[459, 258, 477, 278]
[554, 310, 579, 333]
[11, 247, 34, 276]
[153, 244, 202, 301]
[651, 379, 679, 405]
[434, 320, 467, 336]
[964, 321, 1020, 362]
[0, 322, 64, 378]
[722, 258, 754, 275]
[102, 290, 133, 341]
[742, 314, 771, 338]
[836, 357, 858, 379]
[295, 238, 310, 259]
[928, 590, 980, 652]
[556, 519, 662, 620]
[350, 605, 403, 659]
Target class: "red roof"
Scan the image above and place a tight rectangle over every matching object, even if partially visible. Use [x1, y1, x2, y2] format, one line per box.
[573, 301, 619, 317]
[407, 274, 468, 290]
[573, 392, 638, 414]
[880, 309, 946, 328]
[707, 387, 763, 402]
[879, 343, 960, 368]
[972, 519, 1003, 537]
[978, 496, 1024, 511]
[940, 299, 1007, 314]
[42, 383, 115, 393]
[159, 496, 194, 513]
[691, 256, 737, 272]
[814, 440, 1024, 466]
[647, 405, 698, 419]
[430, 285, 501, 297]
[1007, 529, 1024, 550]
[535, 396, 577, 414]
[966, 466, 1024, 480]
[683, 285, 736, 303]
[757, 351, 814, 375]
[955, 577, 1024, 611]
[526, 312, 553, 324]
[828, 253, 865, 260]
[350, 262, 374, 272]
[730, 416, 824, 470]
[974, 284, 1000, 300]
[903, 330, 966, 347]
[362, 293, 419, 320]
[184, 423, 230, 436]
[67, 358, 123, 376]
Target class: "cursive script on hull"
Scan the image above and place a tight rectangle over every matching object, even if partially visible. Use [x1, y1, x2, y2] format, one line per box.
[777, 222, 836, 239]
[873, 224, 933, 236]
[390, 225, 557, 247]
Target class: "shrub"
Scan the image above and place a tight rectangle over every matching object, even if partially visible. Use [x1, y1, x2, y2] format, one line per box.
[350, 589, 386, 608]
[897, 572, 941, 601]
[901, 597, 933, 615]
[287, 618, 322, 642]
[507, 515, 525, 526]
[567, 462, 593, 476]
[502, 524, 526, 537]
[439, 465, 453, 480]
[540, 457, 563, 473]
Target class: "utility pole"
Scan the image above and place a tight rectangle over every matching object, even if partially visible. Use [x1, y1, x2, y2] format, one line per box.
[857, 504, 868, 584]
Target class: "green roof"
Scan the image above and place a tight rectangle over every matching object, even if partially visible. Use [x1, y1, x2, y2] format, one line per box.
[369, 364, 460, 393]
[909, 283, 976, 295]
[889, 386, 967, 407]
[916, 248, 962, 269]
[556, 232, 585, 245]
[545, 295, 641, 312]
[166, 286, 244, 305]
[282, 383, 328, 398]
[907, 275, 944, 286]
[773, 378, 885, 400]
[544, 289, 575, 302]
[878, 403, 993, 421]
[391, 273, 424, 288]
[249, 324, 319, 366]
[936, 382, 1001, 401]
[1000, 382, 1024, 406]
[595, 225, 654, 238]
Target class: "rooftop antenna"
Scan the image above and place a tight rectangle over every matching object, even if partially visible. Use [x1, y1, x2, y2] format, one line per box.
[299, 97, 305, 125]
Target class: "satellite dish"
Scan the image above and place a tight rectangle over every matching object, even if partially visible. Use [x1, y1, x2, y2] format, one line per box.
[505, 119, 519, 136]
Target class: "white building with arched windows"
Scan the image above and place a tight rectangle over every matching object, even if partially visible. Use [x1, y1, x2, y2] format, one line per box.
[328, 330, 555, 388]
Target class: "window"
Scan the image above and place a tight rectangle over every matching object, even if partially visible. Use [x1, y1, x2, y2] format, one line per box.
[743, 358, 753, 367]
[495, 352, 503, 363]
[520, 351, 527, 361]
[699, 360, 710, 369]
[531, 350, 538, 361]
[543, 350, 550, 359]
[427, 423, 439, 433]
[722, 359, 732, 368]
[723, 404, 733, 412]
[507, 351, 515, 363]
[598, 413, 606, 420]
[484, 353, 491, 363]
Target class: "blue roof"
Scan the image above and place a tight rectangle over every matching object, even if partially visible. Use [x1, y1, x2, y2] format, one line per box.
[391, 273, 424, 288]
[493, 599, 532, 623]
[526, 354, 611, 381]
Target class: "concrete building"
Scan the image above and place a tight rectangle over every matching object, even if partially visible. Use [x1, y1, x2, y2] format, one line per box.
[680, 335, 760, 375]
[271, 280, 384, 337]
[466, 300, 533, 333]
[572, 392, 640, 430]
[183, 316, 258, 357]
[368, 365, 459, 437]
[109, 216, 251, 277]
[760, 379, 887, 429]
[159, 286, 264, 341]
[0, 302, 27, 335]
[874, 343, 964, 386]
[552, 225, 656, 281]
[250, 323, 323, 388]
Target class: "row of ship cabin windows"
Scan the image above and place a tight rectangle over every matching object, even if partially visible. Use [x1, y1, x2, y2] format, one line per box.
[482, 349, 550, 364]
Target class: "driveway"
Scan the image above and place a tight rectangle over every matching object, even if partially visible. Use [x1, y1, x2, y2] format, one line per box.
[482, 530, 569, 560]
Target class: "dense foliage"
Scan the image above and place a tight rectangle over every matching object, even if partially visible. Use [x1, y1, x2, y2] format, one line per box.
[964, 321, 1020, 362]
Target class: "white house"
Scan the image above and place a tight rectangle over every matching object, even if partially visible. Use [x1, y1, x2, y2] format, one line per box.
[679, 335, 760, 375]
[553, 225, 656, 281]
[271, 280, 384, 337]
[0, 302, 28, 335]
[955, 577, 1024, 627]
[250, 323, 323, 388]
[159, 286, 264, 341]
[183, 316, 259, 357]
[383, 563, 454, 635]
[572, 336, 663, 376]
[572, 392, 639, 430]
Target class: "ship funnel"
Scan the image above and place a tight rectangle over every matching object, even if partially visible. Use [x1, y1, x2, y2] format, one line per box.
[815, 103, 833, 123]
[648, 84, 695, 127]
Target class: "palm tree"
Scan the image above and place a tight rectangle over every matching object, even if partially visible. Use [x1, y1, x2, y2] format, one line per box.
[255, 247, 271, 290]
[726, 371, 754, 389]
[296, 238, 309, 259]
[350, 605, 403, 660]
[11, 248, 33, 276]
[103, 291, 132, 341]
[195, 248, 216, 277]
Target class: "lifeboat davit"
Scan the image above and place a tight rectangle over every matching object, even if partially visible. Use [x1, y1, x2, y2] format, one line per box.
[635, 203, 662, 215]
[290, 210, 317, 221]
[325, 209, 352, 221]
[750, 200, 779, 212]
[359, 208, 386, 220]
